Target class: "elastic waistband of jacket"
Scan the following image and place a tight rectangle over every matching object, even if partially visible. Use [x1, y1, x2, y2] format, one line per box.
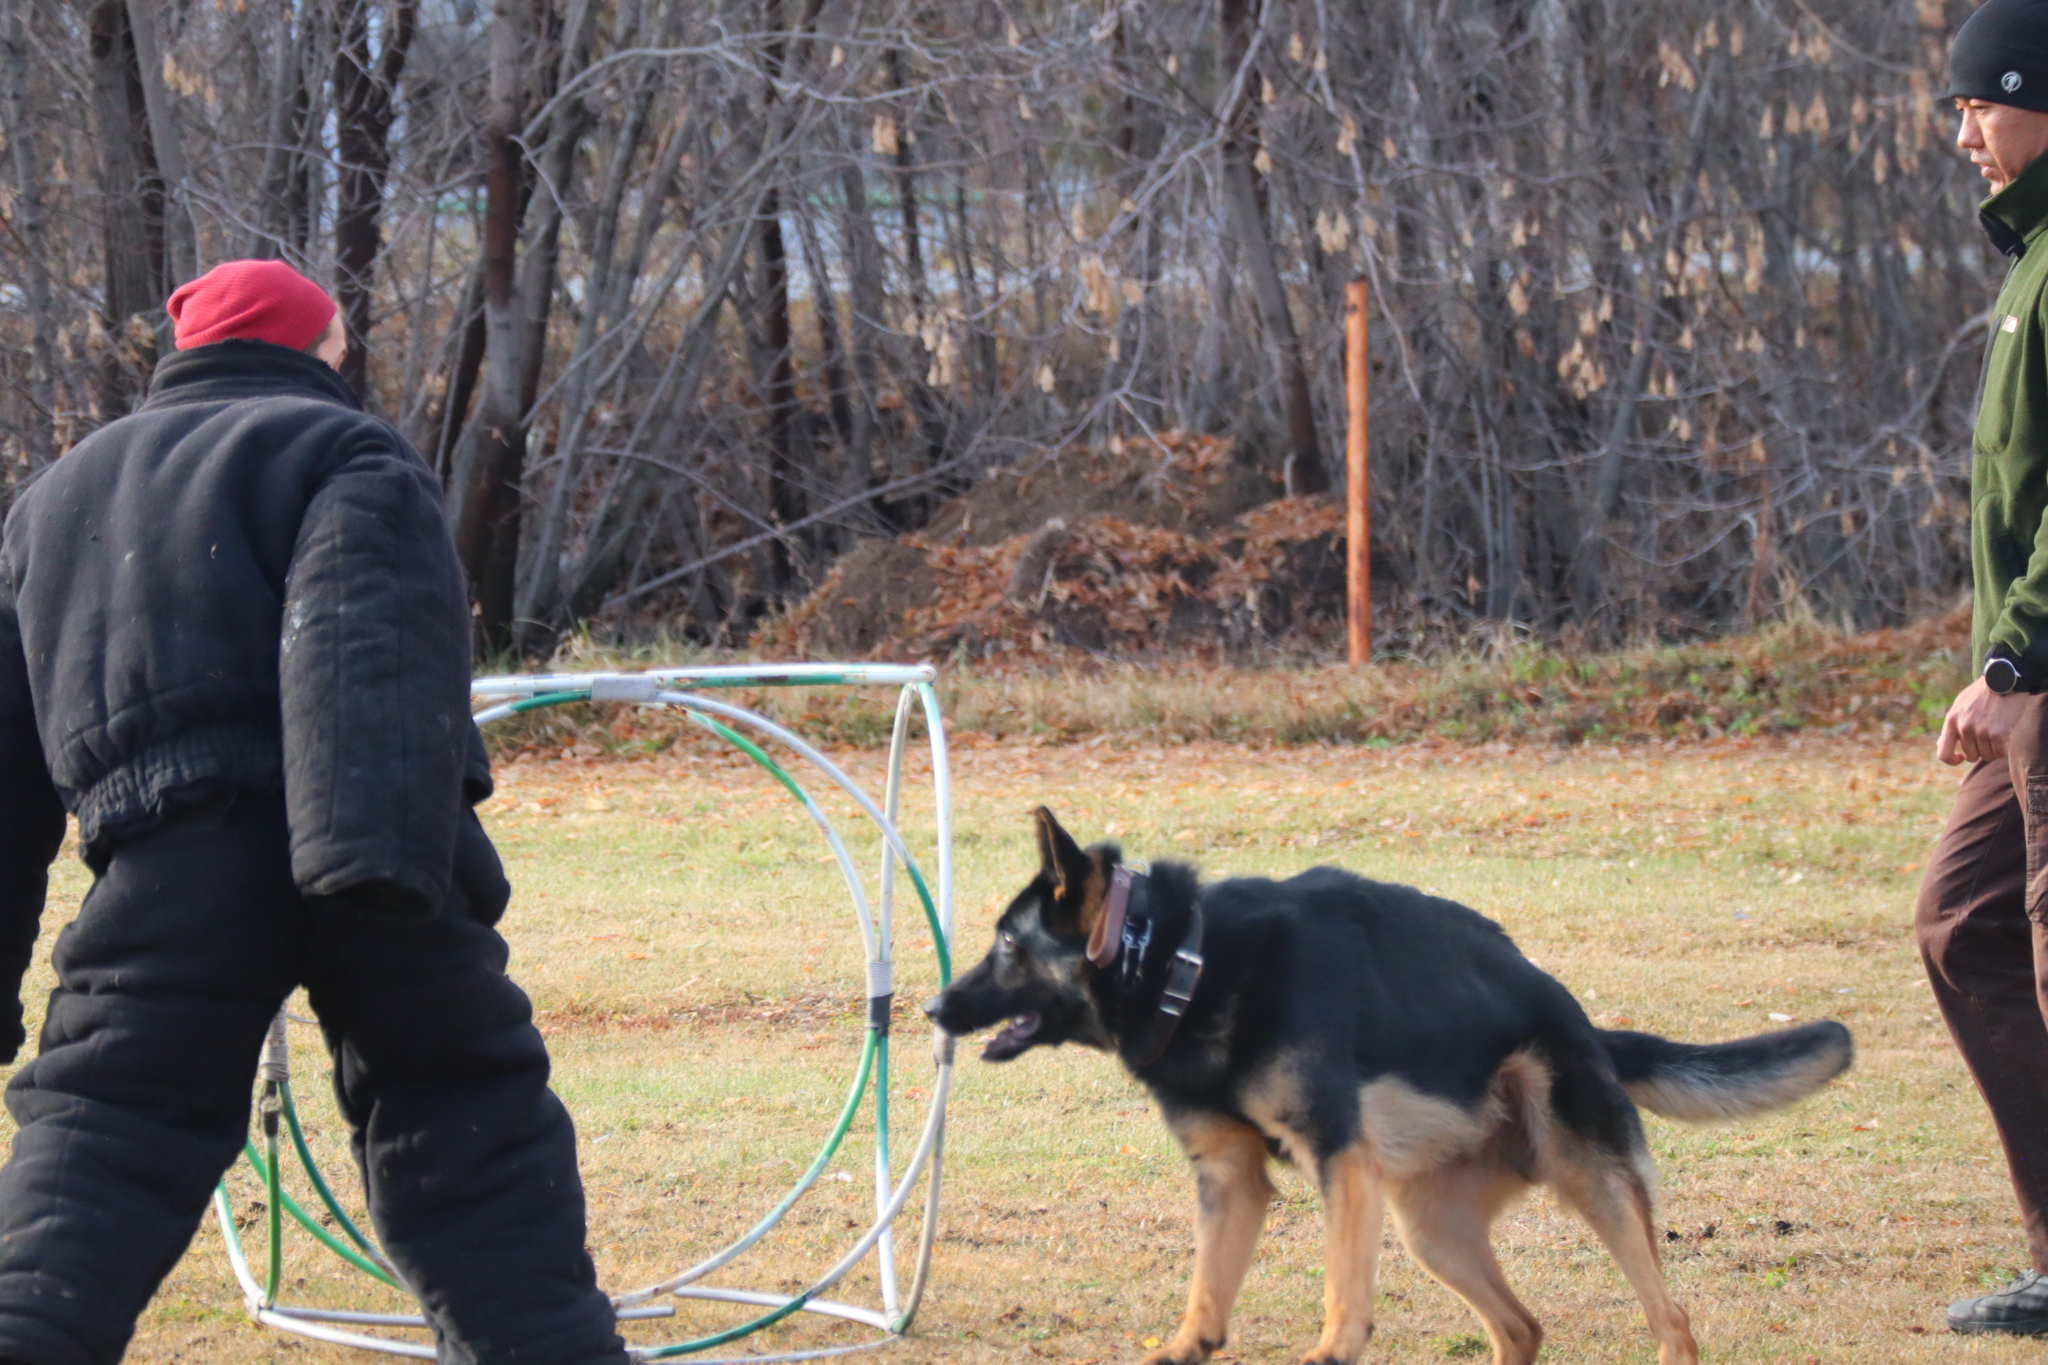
[72, 725, 286, 846]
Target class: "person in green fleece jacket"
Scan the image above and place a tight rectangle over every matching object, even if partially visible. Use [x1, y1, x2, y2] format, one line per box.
[1919, 0, 2048, 1338]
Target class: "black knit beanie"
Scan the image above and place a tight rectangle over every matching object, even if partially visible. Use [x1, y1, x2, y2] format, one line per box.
[1951, 0, 2048, 113]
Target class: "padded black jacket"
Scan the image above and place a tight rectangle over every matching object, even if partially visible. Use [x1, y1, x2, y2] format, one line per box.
[0, 342, 492, 1054]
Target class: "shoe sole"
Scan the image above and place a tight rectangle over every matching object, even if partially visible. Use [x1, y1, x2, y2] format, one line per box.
[1948, 1318, 2048, 1336]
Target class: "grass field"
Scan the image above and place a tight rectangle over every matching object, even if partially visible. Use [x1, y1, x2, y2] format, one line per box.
[23, 731, 2048, 1363]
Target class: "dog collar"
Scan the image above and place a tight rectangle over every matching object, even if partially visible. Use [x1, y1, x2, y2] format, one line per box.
[1084, 865, 1205, 1064]
[1087, 865, 1137, 968]
[1130, 904, 1204, 1068]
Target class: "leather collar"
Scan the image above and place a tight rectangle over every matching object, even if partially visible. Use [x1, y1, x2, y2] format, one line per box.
[1130, 904, 1204, 1067]
[1087, 865, 1137, 967]
[1086, 866, 1205, 1067]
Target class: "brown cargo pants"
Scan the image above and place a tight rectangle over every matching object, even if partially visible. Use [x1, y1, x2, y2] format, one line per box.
[1917, 694, 2048, 1271]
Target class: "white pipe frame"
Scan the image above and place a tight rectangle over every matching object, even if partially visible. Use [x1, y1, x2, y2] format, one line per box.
[216, 664, 955, 1362]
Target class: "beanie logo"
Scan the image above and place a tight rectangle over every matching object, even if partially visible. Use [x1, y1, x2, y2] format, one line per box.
[2006, 70, 2025, 92]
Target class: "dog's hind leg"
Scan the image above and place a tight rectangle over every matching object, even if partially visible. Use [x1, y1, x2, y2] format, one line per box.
[1385, 1162, 1543, 1365]
[1143, 1115, 1276, 1365]
[1547, 1143, 1697, 1365]
[1302, 1143, 1385, 1365]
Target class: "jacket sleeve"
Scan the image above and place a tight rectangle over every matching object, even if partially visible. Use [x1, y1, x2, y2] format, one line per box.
[0, 564, 67, 1064]
[279, 429, 477, 918]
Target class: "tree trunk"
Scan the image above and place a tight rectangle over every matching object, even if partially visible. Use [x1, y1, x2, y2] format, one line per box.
[758, 178, 810, 596]
[835, 157, 889, 515]
[454, 0, 537, 651]
[246, 9, 314, 258]
[564, 220, 755, 617]
[1218, 0, 1329, 494]
[885, 48, 930, 327]
[756, 0, 808, 599]
[1112, 13, 1164, 425]
[332, 0, 419, 401]
[515, 0, 659, 637]
[87, 0, 163, 418]
[879, 48, 949, 524]
[4, 0, 60, 469]
[122, 0, 196, 292]
[428, 259, 487, 480]
[606, 109, 695, 327]
[944, 178, 995, 401]
[457, 0, 594, 652]
[794, 202, 856, 481]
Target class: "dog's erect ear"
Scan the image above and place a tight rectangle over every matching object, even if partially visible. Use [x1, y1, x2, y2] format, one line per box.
[1032, 806, 1110, 939]
[1034, 806, 1087, 891]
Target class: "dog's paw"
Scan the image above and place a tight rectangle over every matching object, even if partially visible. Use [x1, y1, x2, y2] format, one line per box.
[1298, 1320, 1373, 1365]
[1136, 1330, 1221, 1365]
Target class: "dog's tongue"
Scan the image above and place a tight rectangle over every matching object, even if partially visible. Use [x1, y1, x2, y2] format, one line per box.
[981, 1012, 1041, 1061]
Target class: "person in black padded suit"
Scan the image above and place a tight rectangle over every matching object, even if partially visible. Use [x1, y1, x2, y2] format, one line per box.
[0, 259, 627, 1365]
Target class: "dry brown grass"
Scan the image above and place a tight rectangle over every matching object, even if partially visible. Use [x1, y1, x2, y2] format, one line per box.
[500, 608, 1974, 757]
[14, 732, 2041, 1363]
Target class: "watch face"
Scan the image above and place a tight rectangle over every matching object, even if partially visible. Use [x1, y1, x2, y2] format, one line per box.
[1989, 659, 2022, 694]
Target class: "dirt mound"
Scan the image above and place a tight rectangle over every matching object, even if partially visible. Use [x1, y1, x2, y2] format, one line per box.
[762, 433, 1351, 661]
[920, 429, 1279, 547]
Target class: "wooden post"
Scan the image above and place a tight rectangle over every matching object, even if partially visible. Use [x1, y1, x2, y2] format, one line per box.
[1344, 278, 1371, 665]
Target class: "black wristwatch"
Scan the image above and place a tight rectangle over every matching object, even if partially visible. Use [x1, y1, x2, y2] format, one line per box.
[1987, 655, 2028, 695]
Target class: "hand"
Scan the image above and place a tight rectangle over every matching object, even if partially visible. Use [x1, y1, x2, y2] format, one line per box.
[1937, 677, 2033, 765]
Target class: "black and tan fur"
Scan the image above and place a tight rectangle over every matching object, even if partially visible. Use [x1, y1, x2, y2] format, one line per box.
[924, 809, 1854, 1365]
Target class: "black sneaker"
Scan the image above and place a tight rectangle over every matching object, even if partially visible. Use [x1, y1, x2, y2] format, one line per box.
[1948, 1270, 2048, 1335]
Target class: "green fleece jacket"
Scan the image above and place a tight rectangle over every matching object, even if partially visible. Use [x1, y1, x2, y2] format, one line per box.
[1974, 151, 2048, 679]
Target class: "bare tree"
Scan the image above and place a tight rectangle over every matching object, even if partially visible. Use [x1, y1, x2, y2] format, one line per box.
[2, 0, 58, 469]
[0, 0, 1999, 651]
[332, 0, 420, 398]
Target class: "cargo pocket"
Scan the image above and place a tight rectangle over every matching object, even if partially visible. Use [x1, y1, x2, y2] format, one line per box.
[2026, 780, 2048, 922]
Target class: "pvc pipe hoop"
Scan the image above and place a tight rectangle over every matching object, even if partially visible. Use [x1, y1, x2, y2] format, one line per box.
[215, 666, 955, 1362]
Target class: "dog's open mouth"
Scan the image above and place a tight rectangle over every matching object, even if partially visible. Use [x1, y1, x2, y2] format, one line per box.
[982, 1012, 1041, 1061]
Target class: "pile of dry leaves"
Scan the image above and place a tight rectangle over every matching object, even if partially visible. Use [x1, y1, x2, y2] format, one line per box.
[765, 433, 1346, 661]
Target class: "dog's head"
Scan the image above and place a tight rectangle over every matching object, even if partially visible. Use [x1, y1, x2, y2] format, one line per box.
[922, 806, 1119, 1061]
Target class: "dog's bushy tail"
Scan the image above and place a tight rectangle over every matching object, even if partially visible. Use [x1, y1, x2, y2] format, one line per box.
[1600, 1020, 1853, 1121]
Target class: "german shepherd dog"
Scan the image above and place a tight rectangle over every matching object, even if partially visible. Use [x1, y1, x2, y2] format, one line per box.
[924, 810, 1854, 1365]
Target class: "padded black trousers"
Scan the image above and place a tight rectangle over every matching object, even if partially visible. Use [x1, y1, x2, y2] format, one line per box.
[0, 794, 628, 1365]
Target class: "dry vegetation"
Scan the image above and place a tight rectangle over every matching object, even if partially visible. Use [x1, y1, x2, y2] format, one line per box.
[0, 727, 2035, 1363]
[502, 607, 1975, 756]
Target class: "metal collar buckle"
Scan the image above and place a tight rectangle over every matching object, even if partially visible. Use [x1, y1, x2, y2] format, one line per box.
[1158, 947, 1204, 1017]
[1117, 912, 1153, 995]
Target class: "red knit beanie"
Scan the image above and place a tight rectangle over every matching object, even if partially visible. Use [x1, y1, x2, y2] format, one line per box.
[166, 260, 337, 352]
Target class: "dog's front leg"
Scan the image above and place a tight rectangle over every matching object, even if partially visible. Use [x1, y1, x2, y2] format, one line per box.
[1304, 1144, 1384, 1365]
[1143, 1117, 1275, 1365]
